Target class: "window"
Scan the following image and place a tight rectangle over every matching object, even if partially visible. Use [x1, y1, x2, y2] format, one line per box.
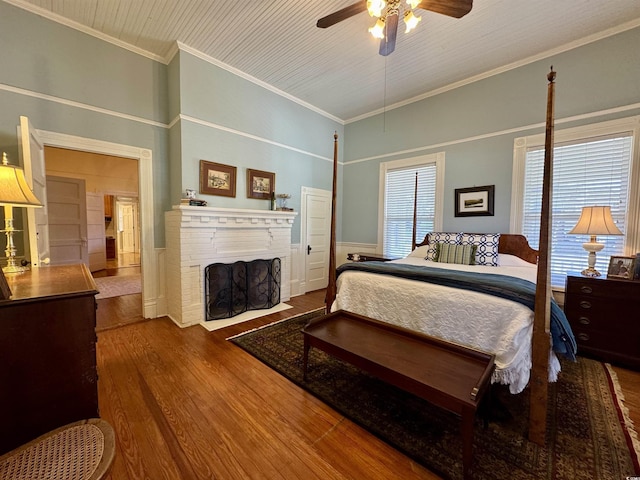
[512, 117, 640, 287]
[379, 153, 444, 258]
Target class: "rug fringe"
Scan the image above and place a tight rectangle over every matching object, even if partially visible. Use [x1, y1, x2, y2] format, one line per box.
[226, 307, 325, 340]
[605, 363, 640, 466]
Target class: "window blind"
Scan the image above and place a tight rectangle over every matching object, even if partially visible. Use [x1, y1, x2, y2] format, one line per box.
[523, 134, 632, 286]
[384, 164, 436, 258]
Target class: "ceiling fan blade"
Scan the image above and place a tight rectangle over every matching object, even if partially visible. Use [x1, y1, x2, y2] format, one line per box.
[379, 12, 398, 56]
[317, 1, 368, 28]
[418, 0, 473, 18]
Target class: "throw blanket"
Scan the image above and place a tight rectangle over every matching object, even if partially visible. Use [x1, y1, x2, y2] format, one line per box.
[336, 262, 576, 360]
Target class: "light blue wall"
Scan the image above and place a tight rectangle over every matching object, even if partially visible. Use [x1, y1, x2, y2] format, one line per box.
[174, 51, 344, 243]
[0, 1, 171, 247]
[342, 27, 640, 244]
[0, 2, 343, 249]
[3, 1, 638, 251]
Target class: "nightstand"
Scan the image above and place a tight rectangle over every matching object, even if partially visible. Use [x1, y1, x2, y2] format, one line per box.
[347, 252, 394, 262]
[564, 273, 640, 369]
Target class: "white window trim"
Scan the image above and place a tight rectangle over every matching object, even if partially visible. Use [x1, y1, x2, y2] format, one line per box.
[377, 152, 445, 252]
[511, 115, 640, 255]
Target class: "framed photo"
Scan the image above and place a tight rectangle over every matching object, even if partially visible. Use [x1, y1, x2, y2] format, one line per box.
[200, 160, 236, 197]
[247, 169, 275, 199]
[454, 185, 495, 217]
[607, 255, 636, 280]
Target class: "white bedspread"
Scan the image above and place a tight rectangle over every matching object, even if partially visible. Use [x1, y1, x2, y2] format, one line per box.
[332, 256, 560, 394]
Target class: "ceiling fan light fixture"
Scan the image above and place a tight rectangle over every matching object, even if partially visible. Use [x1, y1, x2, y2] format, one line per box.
[403, 10, 421, 32]
[406, 0, 420, 8]
[367, 0, 386, 17]
[369, 17, 386, 38]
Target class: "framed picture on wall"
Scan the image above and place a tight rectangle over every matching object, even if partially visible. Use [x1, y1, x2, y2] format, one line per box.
[454, 185, 495, 217]
[200, 160, 236, 197]
[247, 169, 275, 200]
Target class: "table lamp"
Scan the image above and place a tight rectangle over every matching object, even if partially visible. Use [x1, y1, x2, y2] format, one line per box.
[0, 152, 43, 273]
[568, 205, 622, 277]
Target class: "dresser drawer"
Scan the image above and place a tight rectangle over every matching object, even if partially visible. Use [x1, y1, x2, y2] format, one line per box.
[572, 326, 640, 359]
[565, 297, 638, 332]
[566, 276, 640, 299]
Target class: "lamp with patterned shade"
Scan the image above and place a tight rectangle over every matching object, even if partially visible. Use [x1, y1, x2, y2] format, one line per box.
[0, 152, 43, 273]
[568, 205, 623, 277]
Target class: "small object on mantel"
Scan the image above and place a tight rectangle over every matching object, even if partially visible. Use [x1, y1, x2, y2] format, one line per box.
[189, 199, 207, 206]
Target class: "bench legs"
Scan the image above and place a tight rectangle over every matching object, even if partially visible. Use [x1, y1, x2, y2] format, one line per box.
[461, 406, 475, 479]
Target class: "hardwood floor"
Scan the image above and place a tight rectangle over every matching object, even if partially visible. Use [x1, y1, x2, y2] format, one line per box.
[96, 290, 640, 479]
[93, 260, 143, 332]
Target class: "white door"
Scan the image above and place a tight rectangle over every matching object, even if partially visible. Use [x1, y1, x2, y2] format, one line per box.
[18, 116, 50, 267]
[86, 192, 106, 272]
[303, 188, 332, 292]
[46, 176, 89, 266]
[119, 203, 135, 253]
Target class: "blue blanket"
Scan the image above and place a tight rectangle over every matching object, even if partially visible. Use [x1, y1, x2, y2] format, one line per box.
[336, 262, 576, 360]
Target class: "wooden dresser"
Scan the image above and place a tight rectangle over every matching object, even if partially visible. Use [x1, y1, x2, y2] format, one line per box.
[0, 264, 99, 455]
[564, 273, 640, 369]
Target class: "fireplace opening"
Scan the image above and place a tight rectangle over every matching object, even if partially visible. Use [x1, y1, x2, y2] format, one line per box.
[204, 258, 281, 321]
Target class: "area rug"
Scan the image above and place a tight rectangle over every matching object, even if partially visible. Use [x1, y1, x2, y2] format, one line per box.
[94, 274, 141, 299]
[229, 310, 640, 480]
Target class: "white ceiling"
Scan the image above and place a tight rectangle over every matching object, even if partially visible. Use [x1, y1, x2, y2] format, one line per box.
[9, 0, 640, 122]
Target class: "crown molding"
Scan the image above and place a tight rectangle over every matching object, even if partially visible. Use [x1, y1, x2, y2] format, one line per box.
[345, 17, 640, 124]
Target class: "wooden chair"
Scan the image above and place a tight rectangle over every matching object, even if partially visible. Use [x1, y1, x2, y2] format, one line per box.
[0, 419, 115, 480]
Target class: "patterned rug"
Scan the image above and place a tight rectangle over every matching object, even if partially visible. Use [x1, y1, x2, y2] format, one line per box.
[229, 310, 640, 480]
[94, 274, 141, 299]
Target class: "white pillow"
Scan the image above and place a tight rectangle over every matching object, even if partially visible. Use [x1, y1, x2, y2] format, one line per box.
[407, 245, 430, 258]
[498, 253, 536, 267]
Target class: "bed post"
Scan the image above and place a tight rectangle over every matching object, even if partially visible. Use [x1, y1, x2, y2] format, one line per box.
[412, 172, 418, 251]
[325, 132, 339, 313]
[528, 67, 556, 445]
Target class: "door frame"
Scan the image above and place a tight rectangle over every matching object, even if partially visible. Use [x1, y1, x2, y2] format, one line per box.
[300, 186, 331, 294]
[34, 129, 156, 318]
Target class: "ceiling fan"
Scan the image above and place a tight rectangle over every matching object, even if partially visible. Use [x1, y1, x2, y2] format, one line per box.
[317, 0, 473, 56]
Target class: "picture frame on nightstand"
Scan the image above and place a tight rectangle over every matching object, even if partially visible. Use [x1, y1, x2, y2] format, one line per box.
[606, 255, 636, 280]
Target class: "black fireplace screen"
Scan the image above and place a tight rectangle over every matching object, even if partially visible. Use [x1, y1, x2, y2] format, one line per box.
[204, 258, 281, 320]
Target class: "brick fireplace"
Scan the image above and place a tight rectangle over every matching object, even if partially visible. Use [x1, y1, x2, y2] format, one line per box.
[165, 206, 297, 328]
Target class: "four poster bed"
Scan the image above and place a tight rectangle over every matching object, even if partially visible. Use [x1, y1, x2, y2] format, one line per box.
[324, 69, 575, 444]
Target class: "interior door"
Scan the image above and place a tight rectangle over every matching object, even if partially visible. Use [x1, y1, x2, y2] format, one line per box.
[46, 176, 88, 266]
[304, 189, 332, 292]
[120, 203, 135, 253]
[86, 192, 106, 272]
[18, 116, 50, 267]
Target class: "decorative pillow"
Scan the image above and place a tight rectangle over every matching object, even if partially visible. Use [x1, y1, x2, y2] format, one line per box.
[407, 245, 430, 258]
[498, 253, 535, 267]
[460, 233, 501, 266]
[434, 243, 477, 265]
[425, 232, 462, 260]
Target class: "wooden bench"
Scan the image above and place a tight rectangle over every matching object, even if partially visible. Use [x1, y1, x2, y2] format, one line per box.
[302, 310, 495, 479]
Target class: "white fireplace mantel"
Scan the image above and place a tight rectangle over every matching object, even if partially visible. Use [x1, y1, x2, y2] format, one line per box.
[165, 205, 298, 327]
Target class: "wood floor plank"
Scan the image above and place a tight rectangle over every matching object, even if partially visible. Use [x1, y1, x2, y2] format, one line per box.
[96, 289, 640, 480]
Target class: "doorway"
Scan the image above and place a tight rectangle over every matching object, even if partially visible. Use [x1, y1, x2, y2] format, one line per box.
[301, 186, 332, 293]
[25, 122, 157, 319]
[113, 197, 141, 268]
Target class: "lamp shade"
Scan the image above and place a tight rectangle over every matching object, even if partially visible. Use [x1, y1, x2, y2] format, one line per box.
[568, 206, 622, 236]
[0, 160, 42, 208]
